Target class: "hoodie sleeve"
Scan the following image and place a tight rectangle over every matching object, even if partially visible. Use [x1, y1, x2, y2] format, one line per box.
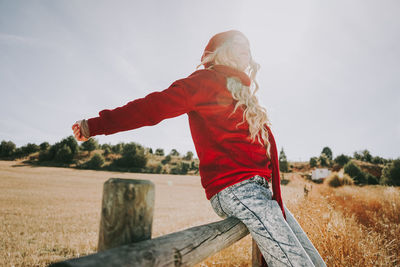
[87, 77, 196, 137]
[267, 126, 286, 220]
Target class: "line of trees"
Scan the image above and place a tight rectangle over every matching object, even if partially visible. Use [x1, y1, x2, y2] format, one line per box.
[0, 137, 199, 175]
[309, 146, 399, 186]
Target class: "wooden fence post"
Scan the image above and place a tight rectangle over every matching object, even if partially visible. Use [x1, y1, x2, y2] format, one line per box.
[252, 239, 268, 267]
[97, 178, 155, 252]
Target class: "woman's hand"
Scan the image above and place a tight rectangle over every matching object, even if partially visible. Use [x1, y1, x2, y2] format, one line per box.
[72, 120, 89, 142]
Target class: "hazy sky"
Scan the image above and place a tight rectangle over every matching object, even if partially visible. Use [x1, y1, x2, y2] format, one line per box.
[1, 0, 399, 161]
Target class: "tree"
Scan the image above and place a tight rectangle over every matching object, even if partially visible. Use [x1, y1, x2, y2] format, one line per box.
[149, 148, 153, 154]
[46, 136, 79, 162]
[319, 153, 329, 167]
[161, 155, 172, 165]
[361, 149, 372, 162]
[169, 149, 180, 156]
[353, 151, 363, 160]
[334, 154, 350, 166]
[372, 156, 385, 165]
[112, 142, 147, 169]
[81, 138, 98, 156]
[82, 153, 105, 169]
[101, 143, 112, 151]
[380, 159, 400, 186]
[183, 151, 193, 161]
[54, 144, 74, 164]
[40, 142, 50, 151]
[309, 157, 318, 168]
[170, 162, 190, 175]
[0, 140, 16, 158]
[111, 143, 124, 154]
[278, 148, 289, 172]
[321, 147, 333, 160]
[155, 148, 164, 156]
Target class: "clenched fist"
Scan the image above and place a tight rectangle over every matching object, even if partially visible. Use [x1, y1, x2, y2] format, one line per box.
[72, 120, 90, 142]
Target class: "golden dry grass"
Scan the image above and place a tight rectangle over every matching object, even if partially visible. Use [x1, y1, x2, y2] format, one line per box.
[0, 161, 399, 266]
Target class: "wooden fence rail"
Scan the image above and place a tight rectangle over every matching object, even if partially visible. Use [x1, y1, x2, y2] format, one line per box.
[49, 178, 325, 267]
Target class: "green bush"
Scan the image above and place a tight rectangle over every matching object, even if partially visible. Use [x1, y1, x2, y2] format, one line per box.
[183, 151, 193, 161]
[325, 173, 342, 188]
[82, 153, 104, 169]
[155, 148, 164, 156]
[321, 147, 333, 160]
[112, 142, 147, 169]
[170, 162, 190, 175]
[0, 140, 16, 158]
[169, 149, 180, 156]
[319, 153, 330, 167]
[161, 155, 172, 165]
[380, 159, 400, 186]
[81, 138, 98, 155]
[325, 173, 354, 188]
[344, 161, 366, 184]
[54, 144, 74, 164]
[334, 154, 350, 166]
[279, 148, 289, 172]
[40, 142, 50, 151]
[309, 157, 318, 168]
[365, 173, 379, 185]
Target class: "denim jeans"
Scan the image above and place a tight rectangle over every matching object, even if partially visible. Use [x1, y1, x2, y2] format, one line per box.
[210, 175, 315, 267]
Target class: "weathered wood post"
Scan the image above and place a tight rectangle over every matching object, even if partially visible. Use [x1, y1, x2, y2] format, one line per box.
[98, 178, 155, 251]
[252, 239, 268, 267]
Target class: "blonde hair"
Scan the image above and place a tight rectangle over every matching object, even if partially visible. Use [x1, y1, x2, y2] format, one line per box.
[197, 40, 272, 159]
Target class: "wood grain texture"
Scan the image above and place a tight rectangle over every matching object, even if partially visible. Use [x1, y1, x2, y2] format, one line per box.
[50, 217, 249, 267]
[97, 178, 155, 252]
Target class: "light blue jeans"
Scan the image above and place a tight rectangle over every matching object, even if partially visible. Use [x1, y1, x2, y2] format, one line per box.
[210, 175, 315, 267]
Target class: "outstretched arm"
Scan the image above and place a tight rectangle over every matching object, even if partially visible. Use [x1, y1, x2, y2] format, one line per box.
[71, 69, 212, 141]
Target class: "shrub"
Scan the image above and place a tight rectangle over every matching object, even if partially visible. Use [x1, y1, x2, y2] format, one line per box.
[169, 149, 180, 156]
[38, 150, 52, 162]
[321, 147, 333, 160]
[170, 162, 190, 175]
[279, 148, 289, 172]
[103, 147, 111, 157]
[342, 174, 355, 185]
[161, 155, 172, 165]
[183, 151, 193, 161]
[81, 138, 98, 156]
[344, 161, 366, 185]
[111, 143, 123, 154]
[309, 157, 318, 168]
[0, 140, 16, 158]
[380, 159, 400, 186]
[112, 142, 147, 169]
[82, 153, 104, 169]
[54, 144, 74, 164]
[361, 149, 372, 162]
[325, 172, 355, 187]
[334, 154, 350, 166]
[145, 164, 163, 174]
[319, 153, 330, 167]
[39, 142, 50, 151]
[155, 148, 164, 156]
[325, 173, 342, 188]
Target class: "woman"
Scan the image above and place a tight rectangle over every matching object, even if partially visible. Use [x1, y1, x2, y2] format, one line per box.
[72, 30, 315, 266]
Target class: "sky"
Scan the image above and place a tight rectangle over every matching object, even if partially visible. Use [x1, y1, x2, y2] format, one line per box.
[0, 0, 399, 161]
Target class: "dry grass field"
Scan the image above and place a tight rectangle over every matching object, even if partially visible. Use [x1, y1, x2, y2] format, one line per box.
[0, 160, 399, 267]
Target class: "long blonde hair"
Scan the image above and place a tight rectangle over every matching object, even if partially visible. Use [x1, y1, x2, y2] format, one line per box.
[197, 40, 272, 159]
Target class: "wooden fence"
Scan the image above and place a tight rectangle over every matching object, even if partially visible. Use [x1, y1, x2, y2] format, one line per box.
[49, 178, 326, 267]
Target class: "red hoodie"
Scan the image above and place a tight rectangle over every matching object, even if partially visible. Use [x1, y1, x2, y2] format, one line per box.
[87, 66, 286, 219]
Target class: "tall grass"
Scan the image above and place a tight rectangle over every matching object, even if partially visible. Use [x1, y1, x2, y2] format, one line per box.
[1, 162, 399, 266]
